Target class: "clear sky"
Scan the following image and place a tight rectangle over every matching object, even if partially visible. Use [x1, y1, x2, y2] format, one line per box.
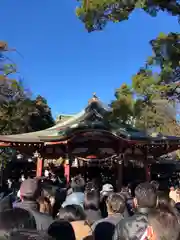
[1, 0, 179, 117]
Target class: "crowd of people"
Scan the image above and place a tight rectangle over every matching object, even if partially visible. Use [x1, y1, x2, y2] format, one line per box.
[0, 173, 180, 240]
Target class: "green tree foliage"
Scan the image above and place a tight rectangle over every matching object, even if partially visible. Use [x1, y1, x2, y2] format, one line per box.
[110, 84, 134, 123]
[0, 41, 20, 103]
[0, 41, 55, 135]
[146, 32, 180, 101]
[0, 97, 54, 134]
[76, 0, 180, 32]
[29, 95, 55, 131]
[110, 34, 180, 135]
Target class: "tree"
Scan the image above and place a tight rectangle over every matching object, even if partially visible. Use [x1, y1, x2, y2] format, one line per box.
[132, 69, 180, 134]
[136, 33, 180, 134]
[29, 95, 55, 131]
[0, 97, 54, 135]
[0, 41, 55, 135]
[76, 0, 180, 32]
[110, 83, 134, 124]
[146, 32, 180, 101]
[0, 41, 25, 103]
[110, 34, 180, 135]
[111, 74, 180, 135]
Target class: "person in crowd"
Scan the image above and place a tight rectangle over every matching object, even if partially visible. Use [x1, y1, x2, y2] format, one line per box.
[169, 186, 177, 201]
[93, 221, 115, 240]
[117, 182, 157, 240]
[176, 187, 180, 202]
[85, 181, 99, 192]
[0, 208, 36, 239]
[93, 193, 126, 240]
[169, 185, 180, 203]
[38, 196, 52, 215]
[62, 176, 85, 208]
[158, 191, 175, 209]
[116, 193, 130, 218]
[50, 173, 60, 186]
[14, 178, 53, 230]
[48, 220, 76, 240]
[144, 207, 180, 240]
[58, 204, 86, 221]
[58, 204, 92, 240]
[120, 186, 131, 200]
[150, 180, 160, 192]
[120, 186, 133, 217]
[42, 180, 66, 218]
[157, 191, 180, 220]
[7, 178, 13, 189]
[100, 183, 114, 218]
[0, 191, 13, 212]
[6, 230, 54, 240]
[84, 190, 102, 225]
[100, 183, 114, 197]
[20, 174, 25, 183]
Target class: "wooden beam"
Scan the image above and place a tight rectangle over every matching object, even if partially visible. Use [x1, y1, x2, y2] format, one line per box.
[0, 142, 11, 147]
[44, 140, 67, 145]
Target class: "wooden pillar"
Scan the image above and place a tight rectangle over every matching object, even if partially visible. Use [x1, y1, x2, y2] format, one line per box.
[64, 159, 70, 184]
[36, 157, 43, 177]
[64, 144, 72, 184]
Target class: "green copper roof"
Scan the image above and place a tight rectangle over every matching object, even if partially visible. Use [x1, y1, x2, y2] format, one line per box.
[56, 114, 73, 124]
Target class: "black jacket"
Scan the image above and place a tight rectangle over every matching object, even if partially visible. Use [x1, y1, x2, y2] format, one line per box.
[117, 207, 155, 240]
[14, 200, 53, 230]
[0, 193, 13, 212]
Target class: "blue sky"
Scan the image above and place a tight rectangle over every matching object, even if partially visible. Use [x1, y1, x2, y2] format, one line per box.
[1, 0, 179, 118]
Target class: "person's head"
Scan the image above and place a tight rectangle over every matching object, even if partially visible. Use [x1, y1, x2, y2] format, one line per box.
[121, 186, 128, 192]
[85, 181, 99, 192]
[20, 179, 41, 201]
[84, 190, 100, 211]
[147, 208, 180, 240]
[100, 184, 114, 198]
[0, 208, 36, 232]
[150, 181, 159, 191]
[170, 186, 175, 192]
[157, 192, 170, 209]
[93, 222, 115, 240]
[48, 220, 76, 240]
[38, 196, 52, 214]
[134, 182, 157, 208]
[120, 186, 131, 200]
[58, 205, 86, 222]
[106, 193, 125, 215]
[71, 176, 85, 193]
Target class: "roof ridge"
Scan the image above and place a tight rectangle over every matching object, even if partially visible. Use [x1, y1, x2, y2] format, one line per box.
[57, 113, 75, 117]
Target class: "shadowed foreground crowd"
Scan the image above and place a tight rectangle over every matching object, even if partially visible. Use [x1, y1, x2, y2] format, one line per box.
[0, 176, 180, 240]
